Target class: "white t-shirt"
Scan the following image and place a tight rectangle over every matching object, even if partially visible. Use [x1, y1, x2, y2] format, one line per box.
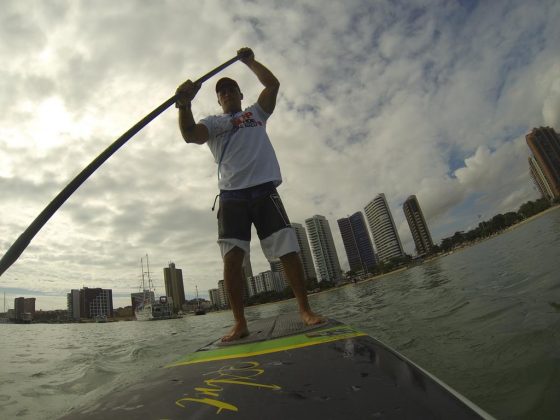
[200, 103, 282, 191]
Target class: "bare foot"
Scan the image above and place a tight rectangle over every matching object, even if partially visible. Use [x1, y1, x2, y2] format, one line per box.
[221, 322, 250, 342]
[300, 310, 326, 326]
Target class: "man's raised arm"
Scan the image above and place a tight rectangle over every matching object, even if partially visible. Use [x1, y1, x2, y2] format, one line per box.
[238, 47, 280, 115]
[176, 80, 209, 144]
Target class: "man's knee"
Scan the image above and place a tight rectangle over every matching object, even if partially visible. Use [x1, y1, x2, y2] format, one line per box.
[224, 246, 245, 268]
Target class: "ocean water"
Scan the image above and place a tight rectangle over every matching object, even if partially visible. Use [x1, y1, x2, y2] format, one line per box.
[1, 208, 559, 419]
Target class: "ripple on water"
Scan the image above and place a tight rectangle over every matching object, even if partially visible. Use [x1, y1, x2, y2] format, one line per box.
[423, 299, 470, 321]
[0, 394, 13, 404]
[468, 302, 519, 324]
[2, 209, 560, 420]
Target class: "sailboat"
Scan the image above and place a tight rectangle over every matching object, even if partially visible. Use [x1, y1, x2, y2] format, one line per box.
[134, 255, 154, 321]
[194, 285, 206, 315]
[134, 254, 175, 321]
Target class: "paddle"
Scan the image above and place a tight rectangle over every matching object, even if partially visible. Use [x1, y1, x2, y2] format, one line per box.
[0, 54, 242, 277]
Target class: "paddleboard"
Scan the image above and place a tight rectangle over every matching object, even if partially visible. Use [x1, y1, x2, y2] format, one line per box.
[60, 313, 494, 419]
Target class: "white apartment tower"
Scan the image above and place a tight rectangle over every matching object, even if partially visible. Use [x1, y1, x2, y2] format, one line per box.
[208, 288, 222, 308]
[304, 215, 342, 283]
[364, 193, 405, 263]
[269, 259, 288, 285]
[67, 289, 80, 321]
[218, 280, 229, 309]
[292, 223, 317, 281]
[529, 156, 554, 200]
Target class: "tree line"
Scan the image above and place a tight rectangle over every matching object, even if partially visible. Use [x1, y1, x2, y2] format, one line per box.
[437, 197, 557, 252]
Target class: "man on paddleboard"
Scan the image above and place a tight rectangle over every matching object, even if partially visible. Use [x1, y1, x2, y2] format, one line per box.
[176, 47, 324, 341]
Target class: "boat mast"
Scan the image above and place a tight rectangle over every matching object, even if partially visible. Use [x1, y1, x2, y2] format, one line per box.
[145, 254, 155, 297]
[140, 257, 147, 303]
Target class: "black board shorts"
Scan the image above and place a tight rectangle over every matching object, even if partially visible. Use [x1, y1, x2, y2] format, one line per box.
[217, 182, 299, 260]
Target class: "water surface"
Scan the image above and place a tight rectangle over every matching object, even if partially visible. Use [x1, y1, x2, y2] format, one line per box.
[1, 208, 559, 419]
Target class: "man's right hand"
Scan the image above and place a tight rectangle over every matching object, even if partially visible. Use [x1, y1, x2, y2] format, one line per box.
[237, 47, 255, 65]
[175, 80, 201, 108]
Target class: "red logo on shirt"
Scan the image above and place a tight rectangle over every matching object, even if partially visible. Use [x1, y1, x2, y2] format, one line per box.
[230, 112, 262, 128]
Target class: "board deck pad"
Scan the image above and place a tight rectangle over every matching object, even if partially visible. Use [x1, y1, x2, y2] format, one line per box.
[213, 312, 330, 347]
[60, 313, 493, 420]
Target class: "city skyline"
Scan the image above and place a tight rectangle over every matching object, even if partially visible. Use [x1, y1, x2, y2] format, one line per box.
[4, 183, 555, 312]
[2, 1, 559, 310]
[2, 170, 554, 311]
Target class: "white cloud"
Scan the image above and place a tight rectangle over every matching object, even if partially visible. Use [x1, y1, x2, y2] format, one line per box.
[1, 0, 559, 309]
[542, 66, 560, 128]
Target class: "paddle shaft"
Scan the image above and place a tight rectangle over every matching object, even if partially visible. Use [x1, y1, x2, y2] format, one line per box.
[0, 55, 241, 277]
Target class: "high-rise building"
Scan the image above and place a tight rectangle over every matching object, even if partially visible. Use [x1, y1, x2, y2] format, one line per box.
[305, 215, 342, 283]
[67, 290, 80, 320]
[208, 288, 221, 309]
[526, 127, 560, 198]
[265, 271, 287, 293]
[218, 279, 229, 309]
[86, 289, 111, 318]
[337, 212, 377, 273]
[242, 254, 253, 278]
[236, 254, 254, 303]
[364, 194, 405, 263]
[292, 223, 317, 281]
[23, 297, 35, 316]
[252, 270, 286, 294]
[270, 259, 288, 285]
[14, 297, 36, 322]
[403, 195, 434, 256]
[163, 262, 186, 313]
[245, 276, 258, 298]
[529, 156, 555, 200]
[67, 288, 112, 320]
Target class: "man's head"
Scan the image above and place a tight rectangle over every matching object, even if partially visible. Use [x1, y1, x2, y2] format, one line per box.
[216, 77, 243, 113]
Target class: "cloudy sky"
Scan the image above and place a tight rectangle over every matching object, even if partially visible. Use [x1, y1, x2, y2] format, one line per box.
[1, 0, 559, 310]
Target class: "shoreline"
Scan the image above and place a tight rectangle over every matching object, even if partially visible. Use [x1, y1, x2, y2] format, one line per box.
[503, 203, 560, 232]
[289, 204, 560, 298]
[420, 204, 560, 261]
[13, 205, 559, 317]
